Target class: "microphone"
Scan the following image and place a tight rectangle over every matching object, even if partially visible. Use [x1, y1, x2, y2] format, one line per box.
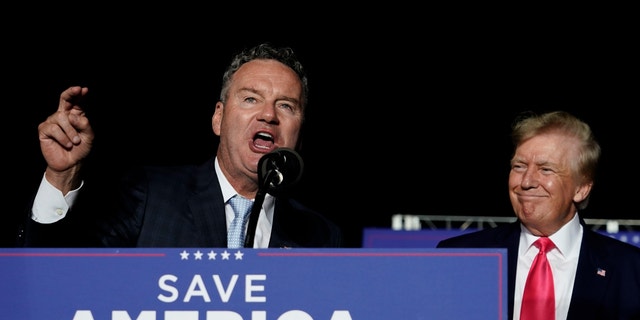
[245, 148, 304, 247]
[258, 148, 304, 194]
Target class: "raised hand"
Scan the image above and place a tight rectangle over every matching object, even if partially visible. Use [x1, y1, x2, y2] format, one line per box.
[38, 86, 93, 192]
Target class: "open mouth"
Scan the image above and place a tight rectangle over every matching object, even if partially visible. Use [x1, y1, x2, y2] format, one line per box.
[253, 132, 275, 150]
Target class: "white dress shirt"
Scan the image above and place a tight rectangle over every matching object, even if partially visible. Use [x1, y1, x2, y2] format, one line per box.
[513, 213, 582, 320]
[31, 174, 81, 224]
[215, 158, 274, 248]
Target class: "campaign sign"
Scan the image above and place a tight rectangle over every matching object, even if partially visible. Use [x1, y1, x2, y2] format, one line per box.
[362, 228, 480, 248]
[1, 248, 507, 320]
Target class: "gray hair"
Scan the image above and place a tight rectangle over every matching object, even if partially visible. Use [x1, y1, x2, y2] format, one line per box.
[219, 43, 309, 115]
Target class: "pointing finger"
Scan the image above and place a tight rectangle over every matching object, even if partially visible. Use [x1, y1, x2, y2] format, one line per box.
[58, 86, 89, 112]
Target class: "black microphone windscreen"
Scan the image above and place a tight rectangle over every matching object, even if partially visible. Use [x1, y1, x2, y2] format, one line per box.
[258, 148, 304, 194]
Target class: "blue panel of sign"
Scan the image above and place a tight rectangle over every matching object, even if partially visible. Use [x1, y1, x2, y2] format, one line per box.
[1, 248, 507, 320]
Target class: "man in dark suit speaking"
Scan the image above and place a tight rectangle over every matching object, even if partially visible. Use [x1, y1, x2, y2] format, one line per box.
[19, 43, 342, 249]
[438, 111, 640, 320]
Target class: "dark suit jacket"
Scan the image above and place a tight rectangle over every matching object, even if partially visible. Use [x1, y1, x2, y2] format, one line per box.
[437, 219, 640, 320]
[20, 157, 342, 248]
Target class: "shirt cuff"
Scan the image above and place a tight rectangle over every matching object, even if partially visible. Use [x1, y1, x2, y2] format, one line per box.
[31, 173, 83, 224]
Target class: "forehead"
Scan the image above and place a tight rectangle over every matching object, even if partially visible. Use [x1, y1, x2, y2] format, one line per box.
[516, 132, 580, 161]
[231, 59, 302, 97]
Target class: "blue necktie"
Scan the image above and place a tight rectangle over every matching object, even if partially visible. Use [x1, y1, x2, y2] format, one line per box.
[227, 195, 253, 248]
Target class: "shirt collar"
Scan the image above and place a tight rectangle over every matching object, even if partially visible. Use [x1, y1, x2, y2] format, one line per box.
[214, 157, 275, 207]
[521, 213, 583, 257]
[215, 157, 237, 203]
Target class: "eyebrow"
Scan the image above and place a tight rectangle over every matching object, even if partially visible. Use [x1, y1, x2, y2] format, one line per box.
[239, 87, 301, 106]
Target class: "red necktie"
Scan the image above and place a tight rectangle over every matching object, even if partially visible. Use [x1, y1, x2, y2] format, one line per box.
[521, 237, 555, 320]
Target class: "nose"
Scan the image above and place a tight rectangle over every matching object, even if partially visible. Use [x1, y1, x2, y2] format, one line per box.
[257, 103, 278, 124]
[520, 168, 539, 189]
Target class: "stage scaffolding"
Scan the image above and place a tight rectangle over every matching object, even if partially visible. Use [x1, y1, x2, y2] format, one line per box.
[392, 214, 640, 234]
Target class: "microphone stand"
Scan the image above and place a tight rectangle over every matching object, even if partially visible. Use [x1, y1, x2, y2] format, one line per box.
[243, 169, 278, 248]
[243, 148, 302, 248]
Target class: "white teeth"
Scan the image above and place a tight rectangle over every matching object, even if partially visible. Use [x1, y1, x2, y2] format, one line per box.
[256, 132, 273, 139]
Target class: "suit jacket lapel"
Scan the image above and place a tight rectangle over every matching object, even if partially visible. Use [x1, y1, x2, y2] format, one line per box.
[268, 197, 299, 248]
[187, 157, 228, 247]
[501, 222, 523, 319]
[567, 230, 611, 317]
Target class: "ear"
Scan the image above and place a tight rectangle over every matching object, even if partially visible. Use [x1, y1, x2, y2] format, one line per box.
[212, 101, 223, 136]
[573, 182, 593, 203]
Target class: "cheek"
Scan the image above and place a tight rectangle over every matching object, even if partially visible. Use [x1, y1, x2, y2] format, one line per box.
[508, 172, 519, 188]
[286, 129, 302, 148]
[541, 179, 557, 190]
[289, 119, 303, 135]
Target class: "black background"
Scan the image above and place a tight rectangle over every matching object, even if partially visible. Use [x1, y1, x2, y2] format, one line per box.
[5, 6, 638, 247]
